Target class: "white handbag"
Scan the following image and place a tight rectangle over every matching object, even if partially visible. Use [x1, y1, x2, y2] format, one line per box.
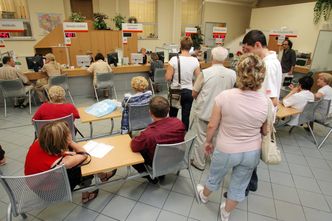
[261, 99, 282, 165]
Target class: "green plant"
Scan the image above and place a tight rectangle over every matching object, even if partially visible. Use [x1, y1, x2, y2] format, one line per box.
[112, 14, 126, 30]
[314, 0, 332, 24]
[70, 12, 86, 22]
[191, 26, 204, 49]
[93, 13, 109, 30]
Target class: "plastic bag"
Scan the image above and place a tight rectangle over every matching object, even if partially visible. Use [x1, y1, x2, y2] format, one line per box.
[85, 99, 117, 117]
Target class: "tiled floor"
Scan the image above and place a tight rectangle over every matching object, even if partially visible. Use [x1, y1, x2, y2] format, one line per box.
[1, 96, 332, 221]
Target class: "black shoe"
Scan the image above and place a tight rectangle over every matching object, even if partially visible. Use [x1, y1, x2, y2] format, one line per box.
[248, 181, 258, 192]
[14, 104, 20, 108]
[143, 175, 159, 184]
[158, 175, 165, 182]
[19, 104, 28, 109]
[223, 189, 249, 199]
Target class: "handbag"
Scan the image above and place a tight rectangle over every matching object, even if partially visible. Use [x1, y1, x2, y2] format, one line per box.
[169, 54, 182, 109]
[261, 99, 282, 165]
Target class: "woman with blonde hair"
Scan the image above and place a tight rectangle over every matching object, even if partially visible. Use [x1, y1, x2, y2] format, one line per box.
[315, 72, 332, 103]
[196, 54, 269, 221]
[121, 76, 152, 134]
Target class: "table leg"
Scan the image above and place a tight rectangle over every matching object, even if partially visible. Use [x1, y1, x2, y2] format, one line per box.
[110, 118, 114, 135]
[89, 122, 93, 138]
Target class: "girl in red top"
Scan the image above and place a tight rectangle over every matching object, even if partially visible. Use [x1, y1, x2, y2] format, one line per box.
[25, 121, 116, 203]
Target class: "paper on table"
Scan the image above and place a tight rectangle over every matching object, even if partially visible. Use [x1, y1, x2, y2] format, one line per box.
[83, 141, 114, 158]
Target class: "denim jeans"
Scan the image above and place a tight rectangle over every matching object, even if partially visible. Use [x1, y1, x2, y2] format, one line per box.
[169, 89, 193, 131]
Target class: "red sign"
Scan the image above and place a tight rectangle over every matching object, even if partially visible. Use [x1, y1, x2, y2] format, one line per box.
[0, 32, 10, 38]
[65, 32, 76, 38]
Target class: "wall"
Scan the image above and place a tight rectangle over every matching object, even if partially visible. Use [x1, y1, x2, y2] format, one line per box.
[250, 2, 324, 54]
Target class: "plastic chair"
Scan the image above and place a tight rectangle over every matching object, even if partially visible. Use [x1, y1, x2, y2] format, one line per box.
[144, 136, 200, 202]
[312, 99, 332, 149]
[0, 79, 33, 117]
[32, 114, 77, 141]
[47, 75, 75, 104]
[0, 165, 72, 221]
[128, 103, 152, 132]
[149, 68, 167, 95]
[93, 72, 117, 102]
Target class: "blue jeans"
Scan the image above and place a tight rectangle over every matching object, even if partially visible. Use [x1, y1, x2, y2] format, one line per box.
[205, 149, 260, 202]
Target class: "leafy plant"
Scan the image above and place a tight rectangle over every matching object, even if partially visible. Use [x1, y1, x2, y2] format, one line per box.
[191, 26, 204, 49]
[112, 14, 126, 30]
[314, 0, 332, 24]
[70, 12, 86, 22]
[93, 13, 109, 30]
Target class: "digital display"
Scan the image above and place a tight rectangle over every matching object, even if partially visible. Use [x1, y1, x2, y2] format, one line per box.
[65, 32, 76, 38]
[0, 32, 10, 38]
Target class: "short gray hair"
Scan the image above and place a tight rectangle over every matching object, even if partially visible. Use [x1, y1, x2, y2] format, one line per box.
[211, 46, 228, 62]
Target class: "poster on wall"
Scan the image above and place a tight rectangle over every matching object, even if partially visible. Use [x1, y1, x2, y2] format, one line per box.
[37, 13, 62, 35]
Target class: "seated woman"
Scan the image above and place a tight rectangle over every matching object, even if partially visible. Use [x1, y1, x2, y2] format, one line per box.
[25, 121, 116, 203]
[121, 76, 153, 134]
[149, 53, 164, 81]
[283, 76, 315, 125]
[33, 86, 79, 121]
[315, 73, 332, 116]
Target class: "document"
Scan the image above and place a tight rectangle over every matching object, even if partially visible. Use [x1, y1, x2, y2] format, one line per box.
[83, 141, 114, 158]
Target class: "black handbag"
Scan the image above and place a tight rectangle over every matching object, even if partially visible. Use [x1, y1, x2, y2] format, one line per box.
[169, 54, 181, 109]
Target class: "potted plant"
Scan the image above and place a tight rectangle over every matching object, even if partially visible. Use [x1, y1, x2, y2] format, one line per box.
[191, 25, 204, 49]
[70, 12, 86, 22]
[93, 13, 109, 30]
[314, 0, 332, 24]
[113, 14, 126, 30]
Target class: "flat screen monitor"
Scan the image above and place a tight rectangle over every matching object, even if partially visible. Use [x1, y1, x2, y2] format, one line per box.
[26, 55, 44, 72]
[169, 52, 178, 61]
[107, 52, 118, 66]
[76, 55, 91, 68]
[156, 51, 164, 63]
[131, 53, 143, 64]
[296, 58, 308, 66]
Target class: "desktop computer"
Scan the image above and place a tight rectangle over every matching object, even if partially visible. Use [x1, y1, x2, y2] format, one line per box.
[26, 55, 44, 72]
[130, 53, 143, 64]
[76, 55, 91, 68]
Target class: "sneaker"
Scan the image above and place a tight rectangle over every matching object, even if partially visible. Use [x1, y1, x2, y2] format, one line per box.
[196, 184, 208, 203]
[220, 202, 230, 221]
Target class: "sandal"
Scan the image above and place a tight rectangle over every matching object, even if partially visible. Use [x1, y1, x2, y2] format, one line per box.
[100, 169, 117, 182]
[82, 189, 99, 204]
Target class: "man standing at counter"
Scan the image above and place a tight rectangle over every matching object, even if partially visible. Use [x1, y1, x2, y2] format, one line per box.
[281, 39, 296, 78]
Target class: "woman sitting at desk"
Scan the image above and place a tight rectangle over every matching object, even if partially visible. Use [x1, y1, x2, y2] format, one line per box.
[283, 76, 314, 125]
[35, 53, 62, 102]
[25, 121, 116, 204]
[121, 76, 152, 134]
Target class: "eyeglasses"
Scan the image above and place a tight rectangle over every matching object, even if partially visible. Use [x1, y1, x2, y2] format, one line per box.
[282, 44, 288, 46]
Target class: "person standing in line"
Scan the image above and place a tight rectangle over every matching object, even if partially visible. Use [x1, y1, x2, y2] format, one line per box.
[281, 39, 296, 81]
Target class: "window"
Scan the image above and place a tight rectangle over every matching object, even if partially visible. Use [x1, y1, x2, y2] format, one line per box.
[181, 0, 202, 35]
[129, 0, 157, 39]
[0, 0, 32, 39]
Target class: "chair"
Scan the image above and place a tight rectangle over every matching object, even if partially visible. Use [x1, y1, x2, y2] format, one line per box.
[312, 99, 332, 149]
[288, 100, 320, 145]
[33, 114, 77, 141]
[0, 165, 72, 221]
[144, 136, 200, 202]
[128, 103, 152, 132]
[0, 79, 33, 117]
[93, 72, 117, 102]
[149, 68, 168, 95]
[47, 75, 75, 104]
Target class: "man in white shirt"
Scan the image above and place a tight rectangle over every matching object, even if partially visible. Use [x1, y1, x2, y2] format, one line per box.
[283, 76, 314, 125]
[191, 46, 236, 170]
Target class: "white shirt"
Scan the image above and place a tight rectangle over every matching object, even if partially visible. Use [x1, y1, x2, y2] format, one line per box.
[169, 55, 200, 90]
[260, 51, 282, 98]
[283, 90, 314, 125]
[318, 85, 332, 114]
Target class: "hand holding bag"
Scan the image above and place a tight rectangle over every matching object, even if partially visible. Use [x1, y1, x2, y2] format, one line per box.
[261, 99, 282, 165]
[169, 54, 181, 109]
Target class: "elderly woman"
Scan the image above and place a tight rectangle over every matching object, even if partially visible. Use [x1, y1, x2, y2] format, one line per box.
[35, 53, 62, 102]
[315, 73, 332, 114]
[196, 54, 268, 221]
[120, 76, 153, 134]
[25, 121, 116, 204]
[33, 85, 79, 121]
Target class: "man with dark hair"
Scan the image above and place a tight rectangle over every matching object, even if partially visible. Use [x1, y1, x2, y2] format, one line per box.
[0, 56, 33, 108]
[130, 96, 185, 182]
[281, 39, 296, 77]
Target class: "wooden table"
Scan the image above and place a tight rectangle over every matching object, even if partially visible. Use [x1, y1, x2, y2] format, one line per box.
[78, 107, 122, 138]
[277, 103, 302, 118]
[80, 135, 144, 176]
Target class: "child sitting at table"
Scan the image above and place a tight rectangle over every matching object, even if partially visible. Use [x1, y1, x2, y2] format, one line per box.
[25, 121, 116, 203]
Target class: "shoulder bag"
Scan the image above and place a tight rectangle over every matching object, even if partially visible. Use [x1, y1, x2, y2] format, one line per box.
[261, 99, 282, 165]
[169, 54, 182, 109]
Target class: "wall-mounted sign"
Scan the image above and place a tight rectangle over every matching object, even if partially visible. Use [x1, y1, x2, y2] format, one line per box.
[185, 27, 197, 36]
[269, 29, 297, 46]
[0, 32, 10, 38]
[63, 22, 88, 32]
[0, 20, 24, 32]
[122, 23, 143, 33]
[215, 38, 224, 45]
[123, 37, 128, 44]
[64, 32, 76, 38]
[64, 37, 71, 46]
[0, 39, 5, 48]
[212, 27, 227, 39]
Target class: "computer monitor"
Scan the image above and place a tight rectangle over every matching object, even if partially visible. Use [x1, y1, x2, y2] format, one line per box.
[107, 52, 118, 67]
[169, 52, 178, 61]
[296, 58, 308, 66]
[156, 51, 164, 63]
[76, 55, 91, 68]
[130, 53, 143, 64]
[26, 55, 44, 72]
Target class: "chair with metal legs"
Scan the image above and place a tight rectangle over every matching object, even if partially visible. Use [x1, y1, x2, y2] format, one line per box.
[93, 72, 117, 102]
[47, 75, 75, 104]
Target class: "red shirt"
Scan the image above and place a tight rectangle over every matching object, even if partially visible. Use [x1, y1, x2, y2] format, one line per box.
[25, 140, 61, 175]
[130, 117, 185, 160]
[32, 103, 80, 120]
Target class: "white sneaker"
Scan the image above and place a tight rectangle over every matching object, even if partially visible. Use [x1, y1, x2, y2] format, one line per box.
[220, 202, 230, 221]
[196, 184, 208, 203]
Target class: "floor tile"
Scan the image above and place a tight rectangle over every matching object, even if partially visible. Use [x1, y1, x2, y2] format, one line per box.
[247, 212, 277, 221]
[303, 207, 332, 221]
[293, 175, 321, 193]
[157, 210, 187, 221]
[101, 195, 136, 221]
[37, 202, 76, 221]
[126, 202, 160, 221]
[117, 180, 147, 200]
[72, 189, 114, 213]
[172, 176, 196, 196]
[284, 153, 308, 166]
[269, 170, 294, 187]
[252, 181, 273, 198]
[228, 209, 247, 221]
[63, 206, 99, 221]
[288, 163, 313, 177]
[189, 201, 219, 221]
[306, 157, 331, 169]
[256, 168, 270, 182]
[275, 200, 305, 221]
[317, 179, 332, 196]
[311, 167, 332, 183]
[271, 184, 300, 204]
[297, 189, 330, 212]
[139, 184, 170, 208]
[163, 192, 194, 216]
[247, 195, 276, 218]
[94, 214, 118, 221]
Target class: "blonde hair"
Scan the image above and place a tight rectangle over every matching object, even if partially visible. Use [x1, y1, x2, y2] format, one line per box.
[318, 73, 332, 85]
[45, 53, 56, 62]
[236, 53, 266, 91]
[131, 76, 149, 92]
[48, 86, 66, 103]
[39, 121, 70, 155]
